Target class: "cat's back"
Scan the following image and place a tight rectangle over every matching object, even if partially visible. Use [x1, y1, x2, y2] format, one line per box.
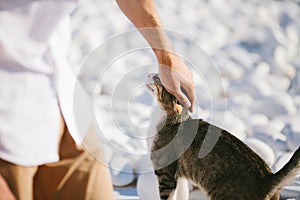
[160, 118, 274, 199]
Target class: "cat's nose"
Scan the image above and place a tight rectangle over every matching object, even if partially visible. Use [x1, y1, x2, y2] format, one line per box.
[147, 73, 158, 80]
[147, 73, 155, 78]
[146, 73, 156, 85]
[147, 73, 154, 82]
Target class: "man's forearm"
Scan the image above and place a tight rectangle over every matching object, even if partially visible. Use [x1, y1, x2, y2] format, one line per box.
[116, 0, 173, 63]
[116, 0, 162, 28]
[116, 0, 195, 111]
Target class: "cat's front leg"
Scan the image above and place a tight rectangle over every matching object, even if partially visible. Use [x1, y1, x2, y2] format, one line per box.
[163, 178, 189, 200]
[154, 163, 177, 200]
[167, 177, 189, 200]
[173, 177, 189, 200]
[168, 190, 177, 200]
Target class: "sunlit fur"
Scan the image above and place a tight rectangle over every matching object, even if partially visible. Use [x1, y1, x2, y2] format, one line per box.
[146, 73, 300, 200]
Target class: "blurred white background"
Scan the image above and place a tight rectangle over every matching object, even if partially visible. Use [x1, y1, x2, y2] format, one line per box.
[68, 0, 300, 199]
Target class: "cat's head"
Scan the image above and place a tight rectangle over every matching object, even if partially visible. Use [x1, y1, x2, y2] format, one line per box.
[146, 73, 183, 116]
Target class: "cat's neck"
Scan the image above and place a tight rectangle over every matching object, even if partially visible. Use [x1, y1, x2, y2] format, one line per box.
[157, 108, 190, 130]
[166, 108, 190, 125]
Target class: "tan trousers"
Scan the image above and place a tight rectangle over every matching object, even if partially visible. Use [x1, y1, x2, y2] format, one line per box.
[0, 122, 114, 200]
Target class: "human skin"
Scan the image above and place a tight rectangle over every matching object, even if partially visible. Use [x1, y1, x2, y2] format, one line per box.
[0, 174, 15, 200]
[0, 0, 195, 198]
[116, 0, 195, 112]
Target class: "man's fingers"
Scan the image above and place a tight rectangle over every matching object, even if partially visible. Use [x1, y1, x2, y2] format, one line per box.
[182, 85, 195, 112]
[158, 63, 195, 112]
[174, 89, 191, 109]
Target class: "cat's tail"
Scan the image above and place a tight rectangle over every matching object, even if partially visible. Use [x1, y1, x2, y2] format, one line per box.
[265, 146, 300, 195]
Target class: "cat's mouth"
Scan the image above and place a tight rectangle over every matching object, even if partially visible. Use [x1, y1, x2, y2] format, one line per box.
[146, 84, 155, 92]
[145, 73, 158, 94]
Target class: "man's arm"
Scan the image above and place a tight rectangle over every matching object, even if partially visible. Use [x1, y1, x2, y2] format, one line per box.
[116, 0, 195, 112]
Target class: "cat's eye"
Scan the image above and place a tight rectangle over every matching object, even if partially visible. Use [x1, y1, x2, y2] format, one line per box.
[154, 76, 161, 84]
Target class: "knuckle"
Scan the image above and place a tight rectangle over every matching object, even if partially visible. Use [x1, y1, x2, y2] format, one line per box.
[190, 82, 195, 89]
[174, 90, 182, 97]
[174, 91, 184, 99]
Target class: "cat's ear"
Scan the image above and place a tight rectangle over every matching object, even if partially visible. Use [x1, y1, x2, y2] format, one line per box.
[173, 99, 183, 115]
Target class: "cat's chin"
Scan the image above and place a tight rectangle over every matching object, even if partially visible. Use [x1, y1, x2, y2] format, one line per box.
[145, 83, 155, 93]
[146, 105, 167, 149]
[151, 105, 167, 127]
[148, 105, 167, 132]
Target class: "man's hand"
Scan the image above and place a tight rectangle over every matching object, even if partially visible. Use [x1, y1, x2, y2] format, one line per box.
[116, 0, 195, 112]
[156, 50, 195, 112]
[0, 174, 15, 200]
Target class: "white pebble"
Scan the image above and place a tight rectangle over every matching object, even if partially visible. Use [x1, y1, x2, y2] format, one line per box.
[244, 138, 276, 167]
[252, 62, 271, 77]
[272, 152, 294, 173]
[281, 185, 300, 199]
[189, 190, 208, 200]
[249, 94, 297, 117]
[273, 46, 296, 78]
[135, 155, 155, 174]
[282, 122, 300, 151]
[137, 172, 160, 200]
[110, 156, 135, 187]
[210, 111, 247, 140]
[251, 124, 286, 141]
[267, 74, 291, 91]
[229, 92, 254, 107]
[245, 138, 275, 166]
[247, 114, 269, 127]
[250, 123, 288, 152]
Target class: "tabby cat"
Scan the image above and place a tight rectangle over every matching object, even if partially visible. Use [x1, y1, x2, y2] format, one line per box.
[146, 73, 300, 200]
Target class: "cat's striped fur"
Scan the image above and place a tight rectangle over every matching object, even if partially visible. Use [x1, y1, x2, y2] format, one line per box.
[146, 73, 300, 200]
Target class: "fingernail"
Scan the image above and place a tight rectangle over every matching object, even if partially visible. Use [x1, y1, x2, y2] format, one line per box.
[190, 106, 194, 112]
[183, 102, 191, 108]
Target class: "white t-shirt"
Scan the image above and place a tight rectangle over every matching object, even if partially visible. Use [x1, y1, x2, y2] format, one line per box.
[0, 0, 93, 166]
